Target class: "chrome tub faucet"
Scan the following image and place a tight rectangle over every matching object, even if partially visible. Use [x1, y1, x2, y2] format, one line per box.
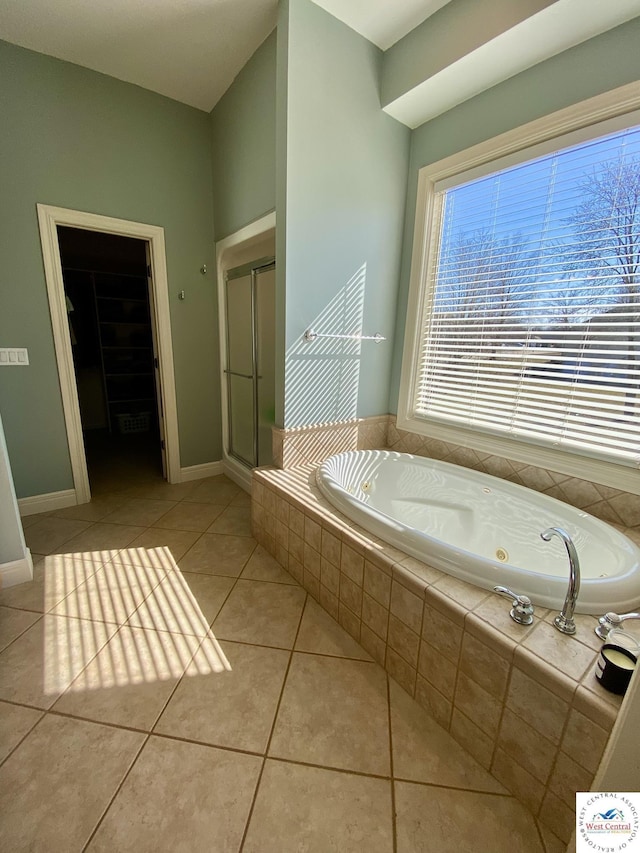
[541, 527, 580, 635]
[493, 586, 534, 625]
[595, 611, 640, 640]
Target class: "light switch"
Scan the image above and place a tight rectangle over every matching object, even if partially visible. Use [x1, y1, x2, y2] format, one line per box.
[0, 348, 29, 365]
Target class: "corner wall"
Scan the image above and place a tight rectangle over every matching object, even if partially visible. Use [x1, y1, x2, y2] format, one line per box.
[0, 414, 32, 586]
[210, 30, 277, 241]
[0, 40, 220, 497]
[281, 0, 410, 428]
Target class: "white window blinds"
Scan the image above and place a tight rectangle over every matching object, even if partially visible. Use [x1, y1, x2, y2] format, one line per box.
[415, 125, 640, 468]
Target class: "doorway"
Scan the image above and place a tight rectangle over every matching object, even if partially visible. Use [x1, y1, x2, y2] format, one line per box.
[38, 204, 180, 505]
[57, 227, 163, 490]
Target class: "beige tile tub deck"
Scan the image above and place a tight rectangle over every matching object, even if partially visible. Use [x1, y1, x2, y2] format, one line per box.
[252, 463, 627, 846]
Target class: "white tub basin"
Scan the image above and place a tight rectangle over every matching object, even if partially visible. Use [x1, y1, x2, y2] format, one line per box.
[317, 450, 640, 615]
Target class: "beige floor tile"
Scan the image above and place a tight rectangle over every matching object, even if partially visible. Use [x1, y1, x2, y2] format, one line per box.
[0, 606, 41, 651]
[230, 490, 251, 508]
[125, 528, 202, 562]
[20, 513, 49, 530]
[127, 571, 234, 636]
[86, 735, 261, 852]
[54, 626, 202, 730]
[295, 597, 373, 660]
[0, 701, 43, 764]
[212, 579, 306, 648]
[155, 640, 289, 752]
[389, 680, 505, 792]
[207, 506, 252, 536]
[240, 545, 298, 585]
[112, 544, 181, 573]
[184, 476, 241, 505]
[52, 522, 146, 557]
[0, 714, 144, 852]
[179, 533, 256, 576]
[50, 560, 164, 625]
[0, 614, 117, 708]
[152, 501, 224, 532]
[0, 553, 107, 614]
[394, 782, 544, 853]
[269, 653, 390, 775]
[538, 821, 566, 853]
[24, 516, 92, 555]
[244, 759, 393, 852]
[129, 481, 201, 501]
[101, 498, 178, 527]
[50, 494, 130, 522]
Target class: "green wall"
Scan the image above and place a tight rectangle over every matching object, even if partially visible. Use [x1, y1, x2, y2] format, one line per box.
[282, 0, 410, 428]
[388, 17, 640, 411]
[210, 30, 277, 240]
[0, 40, 220, 497]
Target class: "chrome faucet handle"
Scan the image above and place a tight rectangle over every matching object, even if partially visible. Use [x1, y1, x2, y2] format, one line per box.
[595, 611, 640, 641]
[494, 586, 534, 625]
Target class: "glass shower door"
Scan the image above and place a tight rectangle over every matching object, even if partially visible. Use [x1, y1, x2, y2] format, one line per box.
[225, 258, 275, 469]
[225, 271, 256, 467]
[255, 264, 275, 467]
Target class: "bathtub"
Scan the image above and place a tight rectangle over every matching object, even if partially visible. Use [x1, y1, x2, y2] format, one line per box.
[317, 450, 640, 615]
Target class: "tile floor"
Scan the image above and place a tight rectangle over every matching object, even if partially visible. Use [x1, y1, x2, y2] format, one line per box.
[0, 463, 563, 852]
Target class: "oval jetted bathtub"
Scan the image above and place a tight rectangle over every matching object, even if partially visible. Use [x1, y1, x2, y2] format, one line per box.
[317, 450, 640, 615]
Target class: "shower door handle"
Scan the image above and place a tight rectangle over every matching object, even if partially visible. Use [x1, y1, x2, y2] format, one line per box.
[224, 370, 263, 379]
[224, 370, 254, 379]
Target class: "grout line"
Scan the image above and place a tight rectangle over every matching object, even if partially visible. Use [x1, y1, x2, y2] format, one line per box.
[387, 674, 398, 853]
[488, 659, 513, 773]
[392, 777, 519, 798]
[149, 729, 266, 760]
[0, 707, 46, 770]
[46, 707, 156, 738]
[81, 732, 150, 852]
[211, 633, 378, 662]
[0, 696, 48, 712]
[147, 566, 246, 736]
[238, 589, 309, 852]
[0, 603, 46, 615]
[0, 612, 44, 655]
[533, 816, 549, 852]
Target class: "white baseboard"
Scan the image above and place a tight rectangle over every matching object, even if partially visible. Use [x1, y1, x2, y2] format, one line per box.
[222, 457, 252, 493]
[1, 551, 34, 588]
[179, 461, 224, 483]
[18, 489, 77, 517]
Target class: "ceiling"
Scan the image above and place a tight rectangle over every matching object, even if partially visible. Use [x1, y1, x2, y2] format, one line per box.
[0, 0, 449, 112]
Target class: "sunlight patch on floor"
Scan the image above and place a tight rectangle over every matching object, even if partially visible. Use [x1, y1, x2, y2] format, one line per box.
[44, 547, 231, 695]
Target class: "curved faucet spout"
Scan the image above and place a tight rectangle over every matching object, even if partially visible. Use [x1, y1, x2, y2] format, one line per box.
[541, 526, 581, 635]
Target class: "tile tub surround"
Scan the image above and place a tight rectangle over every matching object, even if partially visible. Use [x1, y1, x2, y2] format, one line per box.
[252, 464, 632, 845]
[272, 415, 390, 468]
[386, 419, 640, 533]
[273, 415, 640, 533]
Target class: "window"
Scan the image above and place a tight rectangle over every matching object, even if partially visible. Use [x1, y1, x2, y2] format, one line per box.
[398, 91, 640, 493]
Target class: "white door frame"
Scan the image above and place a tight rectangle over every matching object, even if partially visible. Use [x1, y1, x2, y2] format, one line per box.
[37, 204, 181, 503]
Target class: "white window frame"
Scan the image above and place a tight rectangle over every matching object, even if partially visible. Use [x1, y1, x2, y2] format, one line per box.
[397, 81, 640, 496]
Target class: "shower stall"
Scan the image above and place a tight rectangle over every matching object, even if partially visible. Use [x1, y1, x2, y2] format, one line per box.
[224, 257, 276, 469]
